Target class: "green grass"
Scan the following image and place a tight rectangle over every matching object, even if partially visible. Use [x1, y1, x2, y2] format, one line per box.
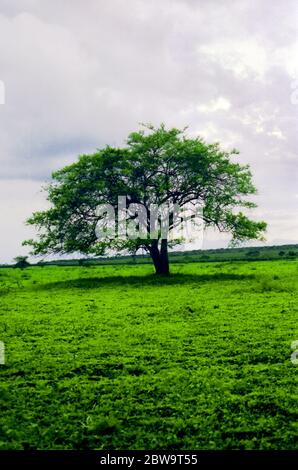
[0, 260, 297, 450]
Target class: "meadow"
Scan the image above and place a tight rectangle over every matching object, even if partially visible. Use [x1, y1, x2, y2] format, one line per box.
[0, 260, 297, 450]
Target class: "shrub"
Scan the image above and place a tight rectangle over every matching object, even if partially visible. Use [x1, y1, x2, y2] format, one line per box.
[14, 256, 30, 270]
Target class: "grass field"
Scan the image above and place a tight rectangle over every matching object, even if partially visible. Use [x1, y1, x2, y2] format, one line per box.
[0, 260, 297, 450]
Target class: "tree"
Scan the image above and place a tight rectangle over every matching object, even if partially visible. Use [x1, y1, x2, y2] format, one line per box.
[24, 124, 266, 275]
[14, 256, 30, 269]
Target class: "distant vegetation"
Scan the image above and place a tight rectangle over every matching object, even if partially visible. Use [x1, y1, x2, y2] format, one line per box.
[2, 244, 298, 269]
[13, 256, 30, 269]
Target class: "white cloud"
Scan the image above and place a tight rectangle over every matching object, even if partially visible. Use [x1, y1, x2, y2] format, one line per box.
[199, 40, 269, 80]
[197, 97, 231, 113]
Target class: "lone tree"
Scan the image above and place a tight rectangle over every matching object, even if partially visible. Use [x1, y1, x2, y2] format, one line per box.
[24, 125, 266, 275]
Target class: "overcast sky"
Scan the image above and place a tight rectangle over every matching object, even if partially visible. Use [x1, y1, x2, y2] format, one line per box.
[0, 0, 298, 263]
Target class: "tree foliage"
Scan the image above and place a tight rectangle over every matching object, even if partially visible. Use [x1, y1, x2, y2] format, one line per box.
[24, 124, 266, 274]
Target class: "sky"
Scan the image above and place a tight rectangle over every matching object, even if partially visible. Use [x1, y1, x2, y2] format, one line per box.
[0, 0, 298, 263]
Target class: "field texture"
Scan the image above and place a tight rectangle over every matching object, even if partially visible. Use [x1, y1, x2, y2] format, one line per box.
[0, 260, 297, 450]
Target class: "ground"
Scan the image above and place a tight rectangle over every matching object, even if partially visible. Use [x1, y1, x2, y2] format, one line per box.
[0, 260, 297, 450]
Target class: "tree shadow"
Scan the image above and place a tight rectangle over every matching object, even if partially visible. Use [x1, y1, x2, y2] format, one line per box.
[34, 272, 255, 291]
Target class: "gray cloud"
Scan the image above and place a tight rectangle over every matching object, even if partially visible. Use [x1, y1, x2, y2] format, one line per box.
[0, 0, 297, 262]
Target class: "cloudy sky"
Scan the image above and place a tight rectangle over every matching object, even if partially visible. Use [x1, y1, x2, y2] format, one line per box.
[0, 0, 297, 263]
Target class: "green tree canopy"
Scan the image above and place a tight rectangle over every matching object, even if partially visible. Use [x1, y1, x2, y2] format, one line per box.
[24, 124, 266, 274]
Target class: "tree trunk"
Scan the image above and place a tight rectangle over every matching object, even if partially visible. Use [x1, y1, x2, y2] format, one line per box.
[160, 239, 169, 275]
[149, 239, 170, 275]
